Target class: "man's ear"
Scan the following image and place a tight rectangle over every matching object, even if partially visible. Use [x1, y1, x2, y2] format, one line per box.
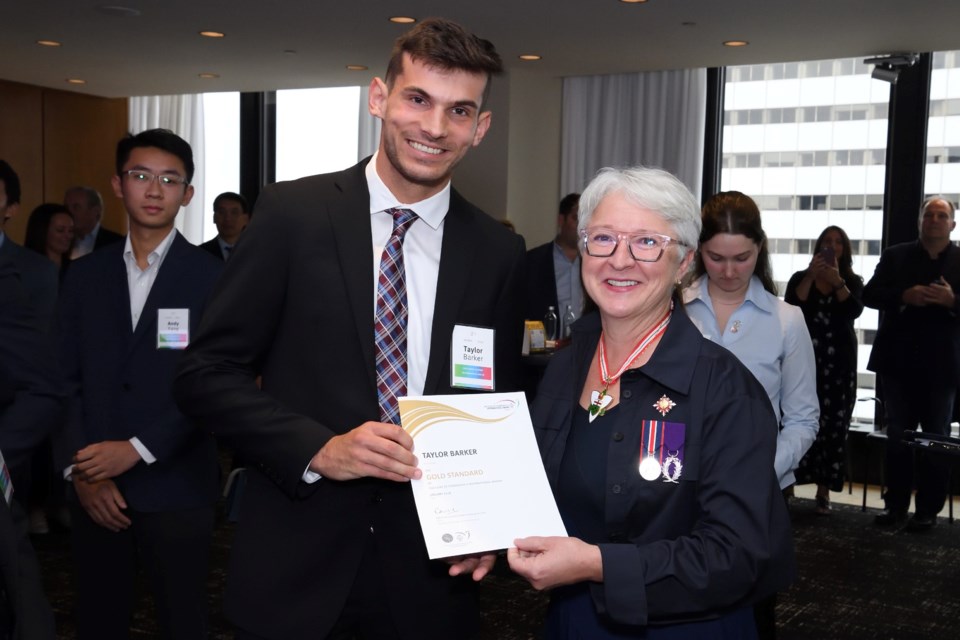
[472, 111, 492, 147]
[369, 77, 388, 119]
[1, 202, 19, 224]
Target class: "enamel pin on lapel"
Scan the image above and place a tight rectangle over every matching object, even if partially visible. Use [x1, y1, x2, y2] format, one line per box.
[653, 394, 675, 417]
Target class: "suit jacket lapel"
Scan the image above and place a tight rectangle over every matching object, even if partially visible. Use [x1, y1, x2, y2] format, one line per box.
[423, 190, 477, 394]
[329, 161, 378, 391]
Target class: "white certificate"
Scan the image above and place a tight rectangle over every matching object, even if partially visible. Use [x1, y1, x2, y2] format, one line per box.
[399, 392, 567, 559]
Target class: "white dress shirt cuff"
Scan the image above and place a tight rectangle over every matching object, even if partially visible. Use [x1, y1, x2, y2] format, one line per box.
[302, 467, 322, 484]
[130, 437, 155, 464]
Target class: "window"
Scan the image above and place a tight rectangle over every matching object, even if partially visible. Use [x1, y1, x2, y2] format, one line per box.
[202, 92, 240, 241]
[722, 56, 890, 426]
[275, 87, 362, 182]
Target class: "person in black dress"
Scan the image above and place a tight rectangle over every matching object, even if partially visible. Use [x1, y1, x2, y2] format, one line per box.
[785, 225, 863, 514]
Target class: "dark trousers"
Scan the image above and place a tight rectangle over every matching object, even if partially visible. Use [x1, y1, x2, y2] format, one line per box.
[70, 502, 215, 640]
[881, 375, 955, 517]
[235, 530, 401, 640]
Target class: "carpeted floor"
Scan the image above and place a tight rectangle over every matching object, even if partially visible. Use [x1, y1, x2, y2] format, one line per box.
[31, 497, 959, 638]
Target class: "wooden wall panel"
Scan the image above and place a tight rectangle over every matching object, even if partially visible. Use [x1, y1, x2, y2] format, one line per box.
[0, 80, 44, 244]
[43, 91, 128, 234]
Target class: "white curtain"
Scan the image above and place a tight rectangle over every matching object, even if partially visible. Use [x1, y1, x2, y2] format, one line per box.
[357, 85, 381, 161]
[560, 69, 707, 199]
[128, 95, 205, 243]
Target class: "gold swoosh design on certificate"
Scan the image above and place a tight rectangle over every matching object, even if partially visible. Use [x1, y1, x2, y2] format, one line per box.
[399, 399, 514, 438]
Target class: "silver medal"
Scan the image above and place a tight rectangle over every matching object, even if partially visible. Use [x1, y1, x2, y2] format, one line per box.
[639, 456, 661, 481]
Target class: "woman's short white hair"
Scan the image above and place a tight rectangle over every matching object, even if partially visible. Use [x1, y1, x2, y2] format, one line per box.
[577, 166, 701, 260]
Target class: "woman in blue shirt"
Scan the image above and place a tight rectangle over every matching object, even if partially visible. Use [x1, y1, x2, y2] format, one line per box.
[683, 191, 819, 491]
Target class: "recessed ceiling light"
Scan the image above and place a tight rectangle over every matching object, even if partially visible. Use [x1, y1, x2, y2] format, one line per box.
[66, 78, 86, 85]
[389, 16, 416, 24]
[681, 22, 697, 27]
[723, 40, 749, 47]
[346, 65, 369, 71]
[283, 50, 298, 56]
[36, 40, 62, 47]
[519, 54, 542, 61]
[200, 31, 225, 38]
[620, 0, 649, 4]
[198, 73, 220, 79]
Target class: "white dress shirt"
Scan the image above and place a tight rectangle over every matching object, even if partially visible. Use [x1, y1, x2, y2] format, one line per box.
[71, 222, 102, 259]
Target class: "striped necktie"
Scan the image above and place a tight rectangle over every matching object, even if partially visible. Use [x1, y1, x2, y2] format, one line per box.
[374, 208, 419, 425]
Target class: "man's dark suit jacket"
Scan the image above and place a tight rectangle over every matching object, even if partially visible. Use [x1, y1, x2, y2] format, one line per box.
[198, 237, 225, 261]
[58, 233, 222, 512]
[863, 240, 960, 386]
[524, 240, 558, 322]
[0, 258, 57, 640]
[0, 258, 62, 467]
[175, 158, 526, 640]
[0, 237, 57, 333]
[92, 226, 124, 251]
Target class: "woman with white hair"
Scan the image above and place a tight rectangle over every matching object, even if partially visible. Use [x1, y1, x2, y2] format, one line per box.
[508, 167, 793, 639]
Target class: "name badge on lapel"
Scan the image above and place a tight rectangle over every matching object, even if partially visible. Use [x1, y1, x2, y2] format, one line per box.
[450, 325, 495, 391]
[157, 308, 190, 349]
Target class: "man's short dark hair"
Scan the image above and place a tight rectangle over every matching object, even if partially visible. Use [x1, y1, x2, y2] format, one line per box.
[213, 191, 251, 215]
[0, 160, 21, 205]
[559, 193, 581, 217]
[115, 129, 195, 184]
[385, 17, 503, 109]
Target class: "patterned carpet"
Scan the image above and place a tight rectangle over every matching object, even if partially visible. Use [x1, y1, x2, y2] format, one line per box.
[30, 497, 959, 639]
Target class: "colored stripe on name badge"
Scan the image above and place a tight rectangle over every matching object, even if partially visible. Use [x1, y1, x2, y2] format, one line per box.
[454, 364, 492, 380]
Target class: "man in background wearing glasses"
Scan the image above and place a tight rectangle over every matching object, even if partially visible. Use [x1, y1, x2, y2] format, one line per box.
[57, 128, 223, 639]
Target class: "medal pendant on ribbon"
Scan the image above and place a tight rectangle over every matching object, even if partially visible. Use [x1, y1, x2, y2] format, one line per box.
[661, 452, 682, 483]
[588, 389, 613, 423]
[639, 456, 661, 481]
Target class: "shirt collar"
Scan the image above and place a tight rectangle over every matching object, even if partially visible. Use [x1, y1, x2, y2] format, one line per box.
[123, 227, 177, 270]
[685, 274, 774, 314]
[572, 300, 701, 396]
[365, 151, 450, 231]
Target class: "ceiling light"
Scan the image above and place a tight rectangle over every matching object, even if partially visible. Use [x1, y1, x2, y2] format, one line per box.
[198, 73, 220, 79]
[389, 16, 416, 24]
[723, 40, 749, 47]
[66, 78, 86, 85]
[620, 0, 649, 4]
[519, 55, 542, 61]
[36, 40, 62, 47]
[346, 65, 369, 71]
[200, 31, 225, 38]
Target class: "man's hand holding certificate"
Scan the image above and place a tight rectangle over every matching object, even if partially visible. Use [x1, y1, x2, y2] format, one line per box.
[398, 392, 566, 559]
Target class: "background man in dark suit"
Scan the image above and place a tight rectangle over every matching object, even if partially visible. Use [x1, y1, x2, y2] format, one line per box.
[59, 130, 222, 639]
[864, 195, 960, 532]
[0, 256, 59, 640]
[199, 191, 250, 261]
[524, 192, 582, 325]
[64, 186, 123, 259]
[0, 161, 58, 333]
[175, 18, 525, 640]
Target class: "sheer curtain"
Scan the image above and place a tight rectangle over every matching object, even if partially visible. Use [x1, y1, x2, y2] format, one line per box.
[560, 69, 707, 199]
[128, 95, 205, 243]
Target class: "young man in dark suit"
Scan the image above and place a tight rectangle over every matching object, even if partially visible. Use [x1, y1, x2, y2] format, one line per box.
[524, 192, 582, 325]
[199, 191, 251, 261]
[175, 18, 525, 640]
[59, 129, 222, 640]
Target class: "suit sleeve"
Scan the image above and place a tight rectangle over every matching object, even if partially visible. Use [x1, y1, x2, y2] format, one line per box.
[862, 247, 905, 311]
[0, 267, 63, 466]
[174, 185, 335, 497]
